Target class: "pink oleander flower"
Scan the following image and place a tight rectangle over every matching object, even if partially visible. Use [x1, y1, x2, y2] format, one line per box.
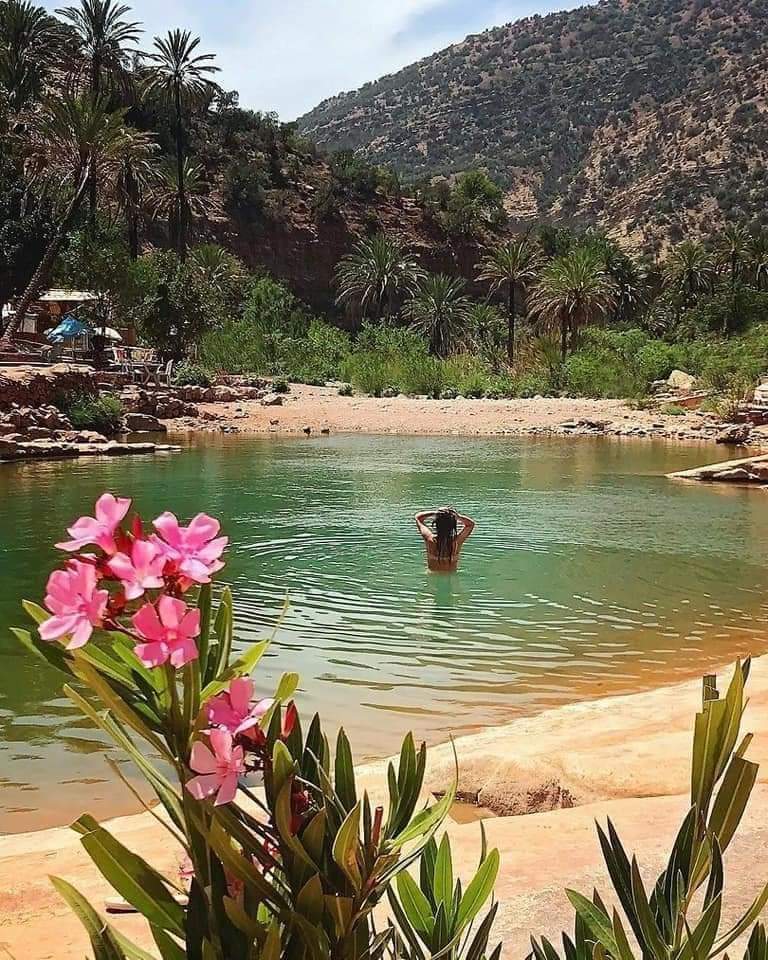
[108, 539, 166, 601]
[39, 560, 110, 649]
[57, 493, 132, 555]
[186, 729, 245, 806]
[206, 678, 273, 737]
[131, 596, 200, 669]
[152, 512, 228, 586]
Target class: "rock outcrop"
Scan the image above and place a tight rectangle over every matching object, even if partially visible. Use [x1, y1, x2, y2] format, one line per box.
[0, 364, 95, 410]
[668, 453, 768, 484]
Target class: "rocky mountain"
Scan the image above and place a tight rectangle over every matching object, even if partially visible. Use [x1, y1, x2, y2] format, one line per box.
[298, 0, 768, 250]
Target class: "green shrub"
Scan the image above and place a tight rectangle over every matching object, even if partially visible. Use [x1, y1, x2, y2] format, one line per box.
[660, 402, 686, 416]
[63, 392, 123, 435]
[337, 382, 353, 396]
[173, 362, 213, 388]
[513, 370, 554, 397]
[271, 376, 289, 393]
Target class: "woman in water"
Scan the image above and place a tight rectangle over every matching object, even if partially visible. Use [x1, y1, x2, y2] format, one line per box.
[414, 507, 476, 572]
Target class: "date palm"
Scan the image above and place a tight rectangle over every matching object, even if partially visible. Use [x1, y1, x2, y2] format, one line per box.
[57, 0, 141, 231]
[112, 132, 155, 258]
[662, 240, 715, 301]
[528, 247, 617, 360]
[0, 0, 62, 113]
[747, 230, 768, 291]
[335, 233, 422, 322]
[1, 95, 146, 344]
[476, 236, 539, 364]
[150, 158, 218, 254]
[406, 273, 472, 357]
[715, 224, 749, 333]
[144, 29, 219, 260]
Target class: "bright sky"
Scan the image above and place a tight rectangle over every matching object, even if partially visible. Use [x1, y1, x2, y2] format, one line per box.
[44, 0, 587, 121]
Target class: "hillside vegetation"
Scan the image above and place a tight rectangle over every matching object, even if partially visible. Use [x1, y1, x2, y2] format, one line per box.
[299, 0, 768, 250]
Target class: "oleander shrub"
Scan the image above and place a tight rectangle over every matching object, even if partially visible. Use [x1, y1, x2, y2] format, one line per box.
[15, 493, 501, 960]
[173, 362, 213, 388]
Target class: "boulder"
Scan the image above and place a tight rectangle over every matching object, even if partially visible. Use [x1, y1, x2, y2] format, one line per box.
[716, 424, 751, 445]
[24, 426, 54, 440]
[667, 369, 697, 391]
[0, 437, 20, 458]
[260, 394, 283, 407]
[123, 413, 167, 433]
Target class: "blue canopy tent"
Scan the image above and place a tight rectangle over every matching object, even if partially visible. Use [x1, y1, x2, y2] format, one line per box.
[45, 314, 90, 343]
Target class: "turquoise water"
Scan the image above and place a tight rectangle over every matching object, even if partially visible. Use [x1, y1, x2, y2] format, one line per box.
[1, 434, 767, 832]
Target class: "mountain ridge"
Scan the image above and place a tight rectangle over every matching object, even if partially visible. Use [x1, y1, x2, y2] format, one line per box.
[298, 0, 768, 249]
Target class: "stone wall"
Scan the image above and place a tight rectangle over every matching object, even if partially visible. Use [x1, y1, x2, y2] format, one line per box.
[0, 364, 96, 411]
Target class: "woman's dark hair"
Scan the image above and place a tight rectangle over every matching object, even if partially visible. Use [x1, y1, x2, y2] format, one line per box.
[433, 508, 458, 561]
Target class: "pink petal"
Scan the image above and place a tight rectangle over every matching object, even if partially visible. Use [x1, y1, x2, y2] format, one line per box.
[186, 774, 220, 800]
[228, 678, 253, 716]
[190, 740, 217, 774]
[153, 512, 182, 548]
[108, 553, 135, 581]
[186, 514, 221, 546]
[214, 773, 238, 806]
[39, 613, 79, 641]
[95, 494, 131, 528]
[169, 635, 198, 669]
[132, 603, 164, 641]
[66, 618, 93, 649]
[178, 558, 213, 584]
[179, 608, 201, 638]
[134, 641, 168, 668]
[197, 537, 229, 563]
[157, 595, 186, 630]
[208, 729, 232, 763]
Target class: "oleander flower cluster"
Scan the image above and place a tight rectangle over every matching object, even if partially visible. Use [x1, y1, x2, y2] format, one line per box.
[39, 493, 310, 820]
[41, 493, 227, 667]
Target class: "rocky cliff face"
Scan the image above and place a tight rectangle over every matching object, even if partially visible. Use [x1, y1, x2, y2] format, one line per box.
[298, 0, 768, 249]
[214, 171, 489, 320]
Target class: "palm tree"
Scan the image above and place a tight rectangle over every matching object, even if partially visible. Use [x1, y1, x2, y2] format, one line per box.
[528, 247, 617, 360]
[406, 273, 472, 357]
[112, 131, 155, 258]
[0, 0, 62, 113]
[335, 233, 422, 322]
[715, 224, 749, 332]
[150, 158, 218, 254]
[747, 230, 768, 291]
[476, 236, 539, 364]
[144, 29, 219, 260]
[662, 241, 715, 301]
[57, 0, 141, 231]
[581, 232, 647, 324]
[466, 302, 505, 368]
[1, 95, 144, 344]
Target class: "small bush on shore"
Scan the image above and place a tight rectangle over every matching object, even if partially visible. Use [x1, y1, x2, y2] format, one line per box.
[62, 393, 123, 434]
[173, 362, 213, 388]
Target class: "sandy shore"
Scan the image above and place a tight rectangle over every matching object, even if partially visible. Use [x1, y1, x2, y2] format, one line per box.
[169, 383, 768, 444]
[4, 658, 768, 959]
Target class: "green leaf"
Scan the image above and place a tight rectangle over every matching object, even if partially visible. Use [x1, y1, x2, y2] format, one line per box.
[11, 626, 75, 677]
[390, 786, 456, 850]
[397, 870, 435, 941]
[712, 883, 768, 956]
[274, 780, 317, 870]
[274, 671, 300, 702]
[629, 859, 669, 960]
[675, 896, 722, 960]
[213, 587, 234, 676]
[296, 874, 325, 924]
[201, 640, 269, 700]
[151, 927, 187, 960]
[709, 755, 758, 852]
[457, 849, 500, 932]
[332, 802, 363, 890]
[71, 814, 185, 936]
[197, 584, 212, 678]
[50, 876, 125, 960]
[434, 834, 454, 911]
[261, 922, 281, 960]
[23, 599, 50, 625]
[334, 728, 357, 812]
[566, 890, 618, 956]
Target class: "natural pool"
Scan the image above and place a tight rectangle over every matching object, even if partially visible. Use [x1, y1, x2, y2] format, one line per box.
[1, 434, 767, 832]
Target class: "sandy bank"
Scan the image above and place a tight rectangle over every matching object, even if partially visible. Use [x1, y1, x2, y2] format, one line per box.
[170, 383, 768, 445]
[4, 658, 768, 959]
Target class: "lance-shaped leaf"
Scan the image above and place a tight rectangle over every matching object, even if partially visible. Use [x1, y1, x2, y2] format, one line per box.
[70, 814, 185, 936]
[396, 869, 435, 942]
[50, 877, 127, 960]
[333, 802, 363, 890]
[457, 848, 500, 932]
